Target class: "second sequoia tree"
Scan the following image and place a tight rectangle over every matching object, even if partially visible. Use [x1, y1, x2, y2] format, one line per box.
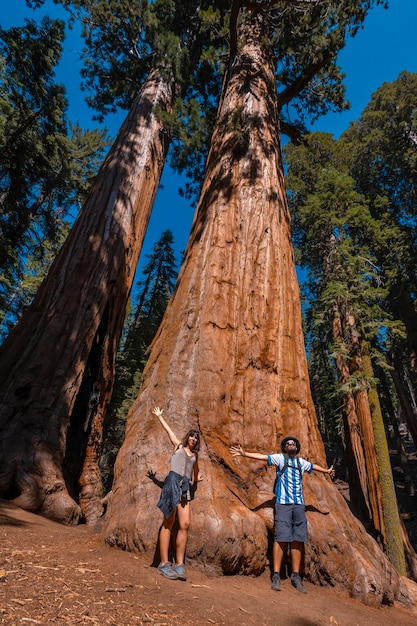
[103, 4, 411, 606]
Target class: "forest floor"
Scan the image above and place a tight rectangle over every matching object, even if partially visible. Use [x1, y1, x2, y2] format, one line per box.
[1, 499, 417, 626]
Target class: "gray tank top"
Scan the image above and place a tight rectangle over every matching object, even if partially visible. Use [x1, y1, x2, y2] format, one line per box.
[170, 446, 196, 480]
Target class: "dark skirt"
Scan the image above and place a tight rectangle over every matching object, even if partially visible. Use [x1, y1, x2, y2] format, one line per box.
[157, 471, 190, 519]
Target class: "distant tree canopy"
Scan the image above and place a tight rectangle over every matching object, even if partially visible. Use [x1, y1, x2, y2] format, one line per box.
[50, 0, 230, 203]
[0, 16, 109, 336]
[42, 0, 390, 202]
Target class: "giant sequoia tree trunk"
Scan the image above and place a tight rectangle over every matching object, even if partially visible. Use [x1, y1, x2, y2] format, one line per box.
[346, 314, 386, 540]
[331, 301, 376, 524]
[0, 70, 173, 524]
[323, 230, 383, 537]
[331, 300, 408, 575]
[102, 10, 412, 607]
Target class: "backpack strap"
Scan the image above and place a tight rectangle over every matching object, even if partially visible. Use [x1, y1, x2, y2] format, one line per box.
[276, 454, 289, 480]
[276, 454, 302, 480]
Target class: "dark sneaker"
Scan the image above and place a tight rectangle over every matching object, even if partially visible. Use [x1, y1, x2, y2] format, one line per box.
[291, 573, 307, 594]
[157, 562, 178, 580]
[172, 563, 186, 581]
[271, 572, 281, 591]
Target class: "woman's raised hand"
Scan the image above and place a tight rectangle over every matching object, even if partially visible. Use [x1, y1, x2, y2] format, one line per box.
[152, 406, 163, 418]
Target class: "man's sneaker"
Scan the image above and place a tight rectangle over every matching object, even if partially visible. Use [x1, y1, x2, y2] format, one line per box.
[172, 563, 186, 581]
[271, 572, 281, 591]
[157, 562, 178, 580]
[291, 573, 307, 594]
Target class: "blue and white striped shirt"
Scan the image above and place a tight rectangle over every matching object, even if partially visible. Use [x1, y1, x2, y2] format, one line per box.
[267, 453, 313, 505]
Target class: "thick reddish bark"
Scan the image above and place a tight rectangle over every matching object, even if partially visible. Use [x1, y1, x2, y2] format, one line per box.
[354, 386, 385, 533]
[331, 302, 373, 521]
[102, 10, 412, 607]
[346, 313, 385, 541]
[0, 70, 173, 523]
[331, 301, 408, 570]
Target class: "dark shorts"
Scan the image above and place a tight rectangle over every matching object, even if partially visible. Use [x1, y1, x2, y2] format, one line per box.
[274, 503, 308, 543]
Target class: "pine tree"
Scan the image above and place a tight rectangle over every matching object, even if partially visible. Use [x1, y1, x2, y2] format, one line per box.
[0, 18, 109, 322]
[340, 72, 417, 385]
[0, 220, 70, 340]
[101, 230, 177, 490]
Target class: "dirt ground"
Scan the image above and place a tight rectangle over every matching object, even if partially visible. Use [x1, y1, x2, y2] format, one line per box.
[1, 500, 417, 626]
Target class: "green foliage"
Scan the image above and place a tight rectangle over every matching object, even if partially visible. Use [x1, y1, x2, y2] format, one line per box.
[0, 17, 110, 331]
[53, 0, 228, 112]
[0, 220, 70, 340]
[336, 74, 417, 405]
[340, 72, 417, 299]
[156, 95, 218, 203]
[49, 0, 230, 205]
[284, 131, 395, 439]
[341, 71, 417, 219]
[0, 17, 66, 267]
[50, 1, 387, 202]
[100, 230, 178, 490]
[307, 326, 345, 446]
[269, 0, 388, 129]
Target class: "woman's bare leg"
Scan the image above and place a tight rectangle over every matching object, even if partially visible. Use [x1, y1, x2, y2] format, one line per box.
[175, 501, 190, 565]
[159, 510, 176, 563]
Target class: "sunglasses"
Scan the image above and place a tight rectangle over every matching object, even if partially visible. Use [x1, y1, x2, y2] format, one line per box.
[286, 441, 297, 446]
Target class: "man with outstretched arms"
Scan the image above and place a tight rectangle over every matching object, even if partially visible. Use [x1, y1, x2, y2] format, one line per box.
[231, 436, 335, 593]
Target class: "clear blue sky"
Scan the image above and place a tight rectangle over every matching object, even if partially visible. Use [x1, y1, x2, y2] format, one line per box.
[2, 0, 417, 278]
